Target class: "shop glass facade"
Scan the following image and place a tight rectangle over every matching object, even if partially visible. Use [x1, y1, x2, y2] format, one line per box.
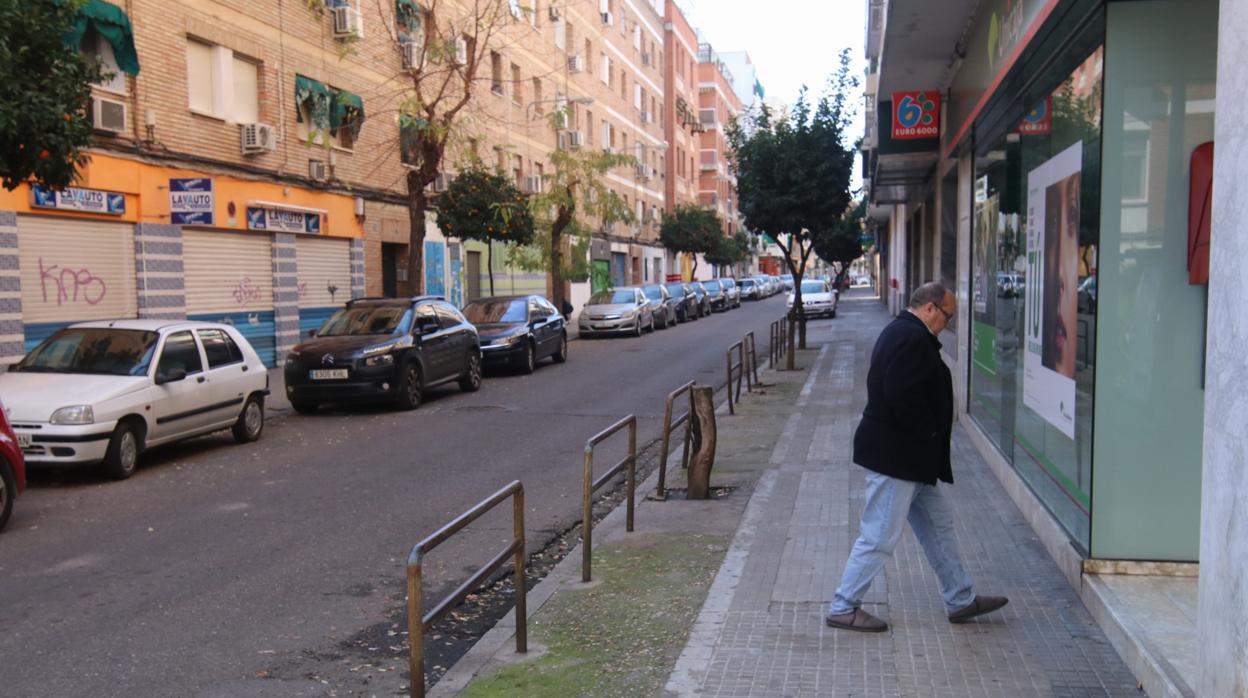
[969, 14, 1104, 552]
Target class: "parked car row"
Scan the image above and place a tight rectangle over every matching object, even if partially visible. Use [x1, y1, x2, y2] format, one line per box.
[0, 294, 571, 490]
[578, 278, 746, 338]
[739, 274, 787, 301]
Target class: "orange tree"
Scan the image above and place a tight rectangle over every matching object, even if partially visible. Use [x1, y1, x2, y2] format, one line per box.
[434, 168, 534, 296]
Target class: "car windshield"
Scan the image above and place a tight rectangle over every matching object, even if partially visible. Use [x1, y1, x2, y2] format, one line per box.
[17, 328, 159, 376]
[741, 280, 754, 288]
[720, 279, 736, 288]
[800, 281, 826, 294]
[589, 290, 637, 305]
[641, 286, 665, 300]
[318, 305, 412, 336]
[664, 284, 686, 295]
[705, 282, 721, 293]
[463, 298, 527, 324]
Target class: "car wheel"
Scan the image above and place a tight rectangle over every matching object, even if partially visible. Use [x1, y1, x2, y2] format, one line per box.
[231, 395, 265, 444]
[396, 362, 423, 410]
[291, 401, 318, 415]
[633, 318, 643, 337]
[0, 459, 15, 531]
[647, 316, 655, 333]
[103, 421, 141, 480]
[831, 309, 837, 319]
[519, 340, 536, 374]
[552, 333, 568, 363]
[459, 352, 483, 392]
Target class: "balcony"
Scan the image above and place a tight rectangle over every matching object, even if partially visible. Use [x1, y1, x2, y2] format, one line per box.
[699, 150, 718, 171]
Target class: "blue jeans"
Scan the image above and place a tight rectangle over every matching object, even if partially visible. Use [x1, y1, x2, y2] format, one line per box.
[829, 470, 975, 616]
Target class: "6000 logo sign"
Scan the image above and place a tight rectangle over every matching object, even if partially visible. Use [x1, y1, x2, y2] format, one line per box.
[892, 91, 940, 140]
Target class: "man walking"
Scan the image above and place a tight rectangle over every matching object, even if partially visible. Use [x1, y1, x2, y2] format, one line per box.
[826, 282, 1008, 632]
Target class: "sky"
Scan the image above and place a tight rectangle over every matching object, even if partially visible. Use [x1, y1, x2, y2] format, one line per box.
[682, 0, 867, 186]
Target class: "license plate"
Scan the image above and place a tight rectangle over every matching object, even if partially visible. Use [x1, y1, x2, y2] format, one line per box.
[16, 432, 32, 448]
[309, 369, 349, 380]
[594, 324, 612, 330]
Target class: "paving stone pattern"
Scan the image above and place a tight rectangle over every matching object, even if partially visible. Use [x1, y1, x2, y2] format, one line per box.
[670, 296, 1142, 698]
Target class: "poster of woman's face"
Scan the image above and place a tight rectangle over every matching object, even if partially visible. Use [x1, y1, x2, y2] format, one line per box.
[1041, 173, 1080, 379]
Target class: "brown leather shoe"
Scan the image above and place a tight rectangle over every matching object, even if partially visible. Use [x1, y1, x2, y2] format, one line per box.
[825, 607, 888, 632]
[947, 595, 1009, 623]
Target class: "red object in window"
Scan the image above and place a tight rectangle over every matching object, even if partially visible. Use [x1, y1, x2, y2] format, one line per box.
[1188, 141, 1213, 285]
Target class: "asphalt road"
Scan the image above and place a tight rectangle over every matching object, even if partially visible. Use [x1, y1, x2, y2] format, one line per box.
[0, 295, 790, 698]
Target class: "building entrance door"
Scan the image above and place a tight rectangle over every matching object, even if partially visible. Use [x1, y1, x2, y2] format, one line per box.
[591, 260, 610, 293]
[466, 250, 482, 299]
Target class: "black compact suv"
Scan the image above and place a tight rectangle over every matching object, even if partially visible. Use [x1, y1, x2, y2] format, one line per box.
[283, 296, 481, 412]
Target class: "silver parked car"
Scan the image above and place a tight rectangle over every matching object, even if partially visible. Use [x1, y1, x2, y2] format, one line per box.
[641, 284, 679, 329]
[578, 287, 655, 337]
[718, 278, 742, 308]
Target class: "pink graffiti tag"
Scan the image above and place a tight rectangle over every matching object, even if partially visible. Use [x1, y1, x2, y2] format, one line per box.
[39, 258, 107, 306]
[232, 277, 262, 306]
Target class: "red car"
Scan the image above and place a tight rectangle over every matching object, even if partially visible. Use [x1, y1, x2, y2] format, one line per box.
[0, 398, 27, 531]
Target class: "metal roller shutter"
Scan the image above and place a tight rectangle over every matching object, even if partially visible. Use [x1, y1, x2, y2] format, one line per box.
[295, 236, 351, 337]
[17, 215, 137, 352]
[183, 231, 276, 366]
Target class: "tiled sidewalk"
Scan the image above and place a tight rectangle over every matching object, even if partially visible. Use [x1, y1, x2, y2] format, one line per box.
[666, 296, 1142, 698]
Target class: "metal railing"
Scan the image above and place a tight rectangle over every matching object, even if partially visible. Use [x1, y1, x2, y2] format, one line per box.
[406, 481, 527, 698]
[656, 381, 695, 499]
[768, 314, 790, 368]
[725, 340, 746, 414]
[582, 416, 637, 582]
[743, 331, 760, 390]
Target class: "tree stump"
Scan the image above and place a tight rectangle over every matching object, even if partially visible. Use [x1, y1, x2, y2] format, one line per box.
[687, 386, 717, 499]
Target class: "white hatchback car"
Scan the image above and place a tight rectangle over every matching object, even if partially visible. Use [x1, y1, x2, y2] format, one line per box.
[0, 320, 269, 479]
[787, 279, 840, 319]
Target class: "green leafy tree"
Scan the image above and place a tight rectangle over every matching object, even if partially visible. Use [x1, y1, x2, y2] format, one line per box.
[659, 204, 722, 279]
[0, 0, 107, 190]
[703, 231, 750, 274]
[812, 200, 866, 282]
[508, 146, 634, 312]
[434, 168, 534, 296]
[729, 49, 858, 363]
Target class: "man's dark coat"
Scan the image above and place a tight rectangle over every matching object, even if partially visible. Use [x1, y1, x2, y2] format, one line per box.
[853, 311, 954, 485]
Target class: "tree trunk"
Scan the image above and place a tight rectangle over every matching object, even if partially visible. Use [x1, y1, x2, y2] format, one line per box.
[405, 170, 429, 295]
[487, 239, 495, 296]
[550, 201, 573, 313]
[687, 385, 716, 500]
[689, 254, 698, 280]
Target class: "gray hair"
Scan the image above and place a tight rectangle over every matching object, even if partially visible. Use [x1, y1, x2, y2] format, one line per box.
[908, 282, 950, 309]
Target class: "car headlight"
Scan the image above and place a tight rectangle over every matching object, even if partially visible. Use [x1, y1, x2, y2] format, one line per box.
[363, 353, 395, 366]
[50, 405, 94, 425]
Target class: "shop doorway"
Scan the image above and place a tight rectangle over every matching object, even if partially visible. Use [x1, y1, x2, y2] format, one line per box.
[466, 250, 482, 300]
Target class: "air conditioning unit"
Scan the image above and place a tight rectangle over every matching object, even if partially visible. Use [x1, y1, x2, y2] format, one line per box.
[309, 159, 329, 182]
[558, 130, 584, 150]
[600, 11, 613, 26]
[402, 39, 423, 70]
[240, 123, 276, 155]
[521, 175, 542, 193]
[641, 52, 652, 67]
[634, 164, 649, 181]
[641, 110, 652, 124]
[548, 5, 561, 20]
[332, 5, 364, 40]
[89, 95, 127, 133]
[567, 55, 584, 73]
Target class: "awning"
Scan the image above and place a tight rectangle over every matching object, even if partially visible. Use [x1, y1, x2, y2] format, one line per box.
[396, 0, 421, 31]
[295, 75, 333, 130]
[331, 90, 365, 140]
[65, 0, 140, 76]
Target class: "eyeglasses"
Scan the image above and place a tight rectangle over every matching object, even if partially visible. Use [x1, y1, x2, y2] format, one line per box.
[932, 303, 954, 322]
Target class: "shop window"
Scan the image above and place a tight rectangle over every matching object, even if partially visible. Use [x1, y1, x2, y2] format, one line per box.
[968, 19, 1104, 551]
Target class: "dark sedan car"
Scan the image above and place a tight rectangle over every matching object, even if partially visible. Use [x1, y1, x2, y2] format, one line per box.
[284, 296, 481, 412]
[0, 398, 27, 532]
[463, 295, 568, 373]
[641, 284, 679, 328]
[702, 279, 729, 312]
[688, 282, 713, 317]
[663, 282, 701, 322]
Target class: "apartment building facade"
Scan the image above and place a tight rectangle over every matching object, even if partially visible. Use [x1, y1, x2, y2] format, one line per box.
[696, 43, 742, 241]
[0, 0, 749, 367]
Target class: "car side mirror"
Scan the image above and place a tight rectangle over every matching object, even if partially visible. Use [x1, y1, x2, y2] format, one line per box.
[307, 329, 318, 338]
[419, 321, 439, 335]
[155, 367, 188, 385]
